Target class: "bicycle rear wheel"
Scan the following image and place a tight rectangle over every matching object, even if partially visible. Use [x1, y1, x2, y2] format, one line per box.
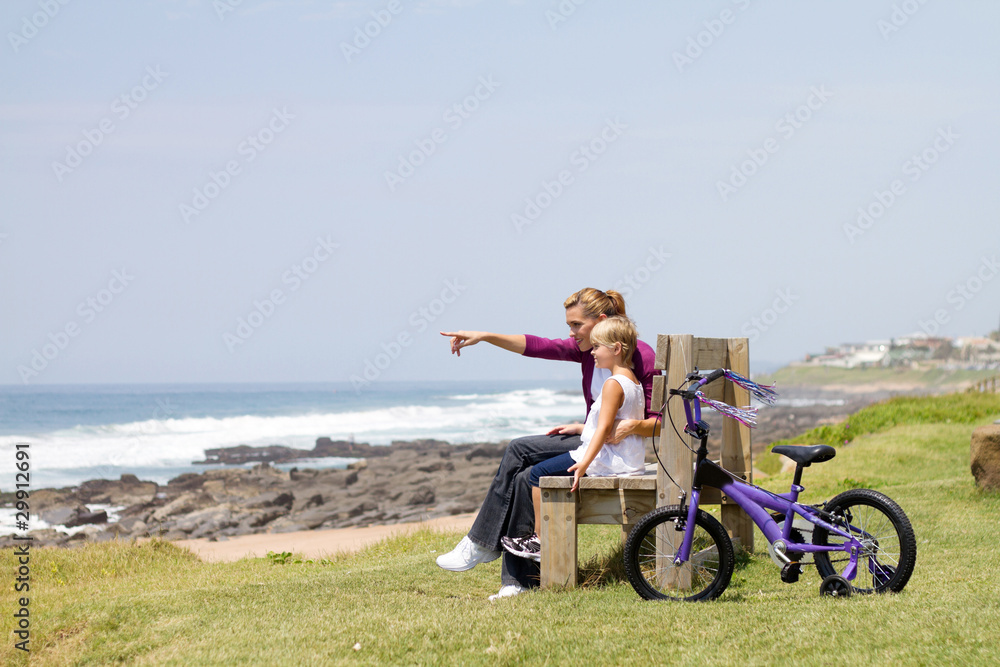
[813, 489, 916, 593]
[624, 505, 734, 601]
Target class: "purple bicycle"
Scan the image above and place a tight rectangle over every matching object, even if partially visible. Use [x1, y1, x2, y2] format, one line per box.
[623, 368, 916, 601]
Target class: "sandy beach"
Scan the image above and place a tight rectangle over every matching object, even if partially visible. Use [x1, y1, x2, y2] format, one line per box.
[173, 512, 478, 563]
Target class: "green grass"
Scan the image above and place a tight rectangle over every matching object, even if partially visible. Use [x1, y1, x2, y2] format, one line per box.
[4, 393, 1000, 665]
[759, 364, 997, 389]
[756, 391, 1000, 475]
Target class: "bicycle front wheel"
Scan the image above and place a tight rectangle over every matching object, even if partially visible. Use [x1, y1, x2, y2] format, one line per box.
[813, 489, 916, 593]
[624, 505, 734, 601]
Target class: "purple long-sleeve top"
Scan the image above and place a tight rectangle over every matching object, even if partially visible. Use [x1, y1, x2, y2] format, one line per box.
[523, 334, 658, 420]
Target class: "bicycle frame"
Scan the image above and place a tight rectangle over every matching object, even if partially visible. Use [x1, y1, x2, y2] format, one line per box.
[673, 373, 867, 581]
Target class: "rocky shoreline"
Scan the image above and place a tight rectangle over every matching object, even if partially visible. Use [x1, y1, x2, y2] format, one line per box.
[2, 439, 508, 549]
[1, 389, 872, 550]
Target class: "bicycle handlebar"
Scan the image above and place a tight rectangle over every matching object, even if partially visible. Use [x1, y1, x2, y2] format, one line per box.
[671, 368, 727, 399]
[702, 368, 726, 385]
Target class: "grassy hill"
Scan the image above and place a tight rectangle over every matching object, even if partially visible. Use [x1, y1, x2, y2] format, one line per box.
[759, 364, 997, 391]
[4, 392, 1000, 665]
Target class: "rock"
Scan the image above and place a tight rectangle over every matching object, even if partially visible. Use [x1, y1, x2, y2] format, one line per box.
[67, 526, 102, 542]
[118, 502, 157, 521]
[292, 493, 324, 512]
[29, 489, 73, 511]
[242, 491, 294, 510]
[240, 507, 287, 529]
[465, 444, 505, 460]
[28, 528, 70, 546]
[118, 518, 148, 535]
[40, 505, 108, 528]
[172, 506, 237, 537]
[416, 461, 455, 474]
[198, 444, 302, 465]
[39, 506, 79, 526]
[971, 424, 1000, 491]
[101, 523, 134, 539]
[167, 473, 205, 491]
[265, 517, 310, 534]
[292, 505, 350, 529]
[407, 486, 435, 506]
[349, 500, 378, 517]
[76, 476, 157, 506]
[314, 438, 390, 458]
[65, 507, 108, 528]
[290, 469, 318, 481]
[150, 492, 212, 522]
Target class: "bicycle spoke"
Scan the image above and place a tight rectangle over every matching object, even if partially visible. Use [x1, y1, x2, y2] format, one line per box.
[813, 490, 916, 594]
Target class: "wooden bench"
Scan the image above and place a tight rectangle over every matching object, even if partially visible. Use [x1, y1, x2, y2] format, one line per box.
[539, 334, 755, 589]
[538, 463, 738, 588]
[538, 465, 658, 588]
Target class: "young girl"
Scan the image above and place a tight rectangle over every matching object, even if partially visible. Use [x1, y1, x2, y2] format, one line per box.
[501, 315, 646, 562]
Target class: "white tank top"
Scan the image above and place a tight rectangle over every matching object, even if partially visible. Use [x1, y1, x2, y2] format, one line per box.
[572, 374, 646, 476]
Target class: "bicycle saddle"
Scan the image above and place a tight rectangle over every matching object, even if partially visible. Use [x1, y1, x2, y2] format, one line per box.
[771, 444, 836, 466]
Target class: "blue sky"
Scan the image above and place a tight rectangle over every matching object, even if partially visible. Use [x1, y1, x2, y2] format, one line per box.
[1, 0, 998, 385]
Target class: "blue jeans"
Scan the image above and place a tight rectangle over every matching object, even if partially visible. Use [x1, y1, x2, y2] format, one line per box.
[528, 452, 577, 487]
[465, 433, 581, 589]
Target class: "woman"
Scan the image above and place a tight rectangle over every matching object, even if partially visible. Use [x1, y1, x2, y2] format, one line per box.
[436, 288, 660, 600]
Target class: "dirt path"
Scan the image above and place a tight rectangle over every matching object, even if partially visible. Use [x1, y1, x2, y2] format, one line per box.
[173, 512, 477, 562]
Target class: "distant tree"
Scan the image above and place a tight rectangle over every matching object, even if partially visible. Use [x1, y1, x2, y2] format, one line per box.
[932, 340, 955, 360]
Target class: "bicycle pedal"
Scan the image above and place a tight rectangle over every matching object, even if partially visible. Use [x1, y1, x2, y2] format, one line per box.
[780, 562, 802, 584]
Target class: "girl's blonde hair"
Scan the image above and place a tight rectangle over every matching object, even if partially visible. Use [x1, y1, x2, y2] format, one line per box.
[563, 288, 626, 319]
[590, 316, 638, 368]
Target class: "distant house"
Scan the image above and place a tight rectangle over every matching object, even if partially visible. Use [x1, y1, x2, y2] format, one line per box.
[954, 337, 1000, 365]
[803, 334, 1000, 370]
[805, 340, 889, 368]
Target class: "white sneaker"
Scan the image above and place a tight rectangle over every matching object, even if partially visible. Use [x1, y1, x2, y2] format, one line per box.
[488, 584, 525, 601]
[435, 536, 501, 572]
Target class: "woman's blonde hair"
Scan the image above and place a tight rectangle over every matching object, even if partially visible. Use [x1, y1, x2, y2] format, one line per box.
[590, 316, 638, 368]
[563, 288, 626, 319]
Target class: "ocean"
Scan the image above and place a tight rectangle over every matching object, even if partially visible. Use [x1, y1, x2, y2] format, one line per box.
[0, 380, 585, 490]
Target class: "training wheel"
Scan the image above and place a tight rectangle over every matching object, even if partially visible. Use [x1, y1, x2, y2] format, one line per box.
[819, 574, 853, 598]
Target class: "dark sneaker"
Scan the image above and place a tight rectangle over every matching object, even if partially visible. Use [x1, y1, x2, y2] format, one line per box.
[501, 534, 541, 562]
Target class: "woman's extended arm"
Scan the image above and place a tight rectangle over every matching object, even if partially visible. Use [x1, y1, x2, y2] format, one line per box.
[568, 380, 623, 491]
[439, 331, 526, 357]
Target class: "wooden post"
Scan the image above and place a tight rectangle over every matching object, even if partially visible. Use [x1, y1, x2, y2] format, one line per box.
[539, 484, 577, 588]
[658, 334, 694, 510]
[653, 334, 754, 554]
[721, 337, 754, 550]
